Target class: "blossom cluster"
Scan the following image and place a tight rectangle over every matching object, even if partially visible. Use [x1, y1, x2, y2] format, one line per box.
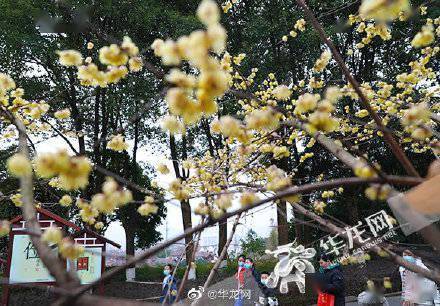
[56, 36, 143, 88]
[152, 0, 230, 131]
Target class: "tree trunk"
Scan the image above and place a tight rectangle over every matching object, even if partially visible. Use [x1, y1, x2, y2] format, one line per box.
[124, 225, 136, 281]
[293, 212, 304, 244]
[180, 199, 194, 263]
[218, 221, 227, 256]
[277, 200, 289, 245]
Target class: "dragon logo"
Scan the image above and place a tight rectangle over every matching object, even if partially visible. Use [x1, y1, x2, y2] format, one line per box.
[265, 242, 316, 294]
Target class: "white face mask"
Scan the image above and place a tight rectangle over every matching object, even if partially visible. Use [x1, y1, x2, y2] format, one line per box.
[261, 279, 268, 286]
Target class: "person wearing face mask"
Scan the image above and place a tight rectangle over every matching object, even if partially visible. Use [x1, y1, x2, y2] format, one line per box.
[400, 250, 418, 305]
[400, 250, 439, 305]
[236, 254, 246, 289]
[160, 264, 178, 304]
[256, 271, 278, 306]
[314, 253, 345, 306]
[245, 258, 259, 278]
[246, 258, 265, 289]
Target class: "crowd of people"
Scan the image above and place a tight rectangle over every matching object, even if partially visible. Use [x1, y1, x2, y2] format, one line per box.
[235, 255, 278, 306]
[157, 249, 440, 305]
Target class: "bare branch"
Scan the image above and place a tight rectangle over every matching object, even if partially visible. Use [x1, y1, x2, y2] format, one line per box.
[0, 107, 79, 288]
[201, 214, 242, 292]
[295, 0, 420, 177]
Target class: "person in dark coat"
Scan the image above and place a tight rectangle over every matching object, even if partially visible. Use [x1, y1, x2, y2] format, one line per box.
[315, 254, 345, 306]
[257, 271, 278, 305]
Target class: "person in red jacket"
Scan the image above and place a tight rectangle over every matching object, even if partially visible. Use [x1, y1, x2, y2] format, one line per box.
[236, 254, 246, 288]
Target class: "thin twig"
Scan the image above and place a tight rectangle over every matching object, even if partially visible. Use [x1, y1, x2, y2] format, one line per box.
[295, 0, 420, 178]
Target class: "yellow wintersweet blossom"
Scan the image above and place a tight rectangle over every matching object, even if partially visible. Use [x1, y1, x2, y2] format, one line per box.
[294, 19, 306, 32]
[353, 162, 377, 178]
[214, 194, 233, 210]
[99, 44, 128, 66]
[307, 111, 339, 133]
[152, 0, 231, 128]
[91, 177, 133, 213]
[138, 196, 159, 216]
[59, 238, 84, 260]
[7, 153, 32, 177]
[411, 127, 432, 140]
[266, 165, 291, 191]
[166, 69, 197, 88]
[10, 193, 23, 207]
[41, 227, 63, 244]
[157, 163, 170, 175]
[94, 222, 104, 230]
[161, 115, 185, 135]
[0, 73, 16, 95]
[207, 24, 227, 55]
[59, 195, 73, 207]
[54, 108, 71, 119]
[217, 115, 243, 138]
[157, 39, 181, 66]
[128, 57, 143, 72]
[245, 108, 279, 131]
[87, 42, 94, 50]
[240, 192, 259, 207]
[272, 85, 291, 100]
[359, 0, 410, 22]
[313, 201, 326, 214]
[411, 25, 435, 48]
[169, 178, 190, 200]
[79, 202, 99, 224]
[356, 109, 369, 118]
[321, 190, 335, 199]
[313, 50, 331, 72]
[29, 102, 50, 119]
[166, 88, 199, 124]
[0, 221, 11, 237]
[77, 64, 107, 87]
[107, 134, 129, 151]
[34, 150, 92, 190]
[325, 86, 342, 103]
[365, 184, 391, 200]
[56, 50, 83, 66]
[295, 93, 318, 114]
[194, 203, 210, 215]
[121, 36, 139, 57]
[105, 66, 129, 84]
[197, 0, 220, 26]
[401, 103, 431, 126]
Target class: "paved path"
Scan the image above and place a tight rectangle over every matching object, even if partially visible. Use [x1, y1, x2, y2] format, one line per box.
[182, 274, 263, 305]
[347, 295, 401, 305]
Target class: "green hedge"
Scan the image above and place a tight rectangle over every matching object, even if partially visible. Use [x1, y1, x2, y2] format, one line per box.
[134, 259, 278, 282]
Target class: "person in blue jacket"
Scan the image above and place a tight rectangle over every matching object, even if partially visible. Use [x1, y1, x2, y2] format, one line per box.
[160, 264, 178, 304]
[315, 254, 345, 306]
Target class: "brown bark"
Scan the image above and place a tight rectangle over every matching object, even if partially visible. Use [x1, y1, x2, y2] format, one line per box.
[124, 225, 136, 269]
[218, 221, 227, 256]
[169, 134, 193, 262]
[277, 200, 289, 245]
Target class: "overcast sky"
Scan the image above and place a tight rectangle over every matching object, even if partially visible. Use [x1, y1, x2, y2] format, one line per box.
[34, 135, 288, 251]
